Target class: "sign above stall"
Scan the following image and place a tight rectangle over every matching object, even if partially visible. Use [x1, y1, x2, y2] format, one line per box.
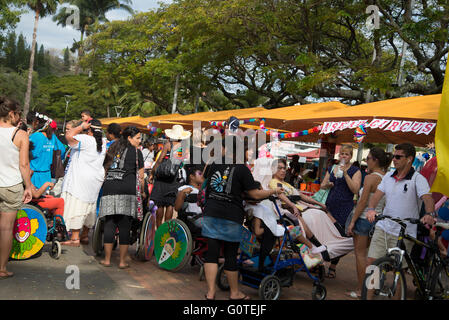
[320, 119, 436, 136]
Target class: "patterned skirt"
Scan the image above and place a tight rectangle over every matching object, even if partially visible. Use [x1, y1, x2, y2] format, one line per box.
[99, 194, 137, 219]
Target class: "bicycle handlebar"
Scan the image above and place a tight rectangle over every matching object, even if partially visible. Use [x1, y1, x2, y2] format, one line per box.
[375, 215, 421, 227]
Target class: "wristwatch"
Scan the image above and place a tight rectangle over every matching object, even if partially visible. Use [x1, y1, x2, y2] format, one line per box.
[427, 211, 437, 218]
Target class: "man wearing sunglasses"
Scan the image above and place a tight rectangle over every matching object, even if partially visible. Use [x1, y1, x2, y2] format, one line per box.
[365, 143, 435, 272]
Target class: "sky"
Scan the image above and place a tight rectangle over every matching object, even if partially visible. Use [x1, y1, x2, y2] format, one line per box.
[14, 0, 171, 53]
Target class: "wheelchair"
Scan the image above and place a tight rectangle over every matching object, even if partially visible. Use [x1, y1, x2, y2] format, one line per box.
[92, 199, 158, 261]
[9, 202, 69, 260]
[216, 196, 327, 300]
[153, 193, 210, 278]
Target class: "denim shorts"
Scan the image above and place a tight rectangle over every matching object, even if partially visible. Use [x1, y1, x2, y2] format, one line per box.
[353, 217, 375, 237]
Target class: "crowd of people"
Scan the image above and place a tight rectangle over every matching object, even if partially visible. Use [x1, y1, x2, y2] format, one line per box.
[0, 95, 440, 302]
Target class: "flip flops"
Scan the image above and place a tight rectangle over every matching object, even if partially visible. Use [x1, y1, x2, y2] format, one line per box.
[229, 294, 251, 300]
[326, 267, 336, 278]
[99, 261, 112, 267]
[0, 271, 13, 280]
[61, 239, 80, 247]
[118, 264, 130, 269]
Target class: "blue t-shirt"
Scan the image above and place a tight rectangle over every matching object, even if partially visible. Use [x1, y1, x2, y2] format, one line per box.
[30, 132, 67, 188]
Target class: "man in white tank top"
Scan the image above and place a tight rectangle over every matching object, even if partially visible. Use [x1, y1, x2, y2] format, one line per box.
[0, 96, 32, 279]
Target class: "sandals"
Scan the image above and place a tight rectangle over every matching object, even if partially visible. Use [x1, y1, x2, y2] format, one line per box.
[118, 264, 130, 269]
[62, 239, 80, 247]
[229, 294, 251, 300]
[326, 267, 336, 278]
[99, 261, 112, 267]
[0, 271, 13, 280]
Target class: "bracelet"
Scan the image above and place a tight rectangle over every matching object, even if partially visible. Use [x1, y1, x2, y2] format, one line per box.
[427, 212, 437, 218]
[366, 208, 375, 211]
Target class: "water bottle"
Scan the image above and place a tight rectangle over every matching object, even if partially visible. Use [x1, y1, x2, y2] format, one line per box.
[336, 159, 345, 178]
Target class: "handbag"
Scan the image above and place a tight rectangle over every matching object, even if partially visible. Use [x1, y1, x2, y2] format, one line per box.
[51, 149, 65, 179]
[311, 188, 330, 204]
[154, 142, 181, 180]
[135, 148, 143, 222]
[106, 148, 129, 181]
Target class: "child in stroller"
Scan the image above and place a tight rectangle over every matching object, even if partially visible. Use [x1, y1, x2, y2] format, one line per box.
[244, 182, 326, 272]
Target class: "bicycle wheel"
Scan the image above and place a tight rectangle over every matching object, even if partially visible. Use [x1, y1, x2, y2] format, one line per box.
[430, 260, 449, 300]
[361, 256, 407, 300]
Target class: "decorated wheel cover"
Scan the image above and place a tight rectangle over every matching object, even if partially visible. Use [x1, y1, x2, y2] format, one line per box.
[154, 219, 192, 271]
[10, 204, 47, 260]
[138, 212, 156, 261]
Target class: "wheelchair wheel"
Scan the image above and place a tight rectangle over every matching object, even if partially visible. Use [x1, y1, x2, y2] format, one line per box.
[312, 283, 327, 300]
[217, 264, 230, 291]
[259, 275, 282, 300]
[92, 217, 105, 257]
[50, 240, 62, 259]
[136, 212, 156, 261]
[10, 204, 47, 260]
[154, 219, 193, 272]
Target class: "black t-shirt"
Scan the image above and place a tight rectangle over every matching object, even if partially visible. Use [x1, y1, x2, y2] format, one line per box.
[103, 147, 144, 196]
[204, 159, 258, 224]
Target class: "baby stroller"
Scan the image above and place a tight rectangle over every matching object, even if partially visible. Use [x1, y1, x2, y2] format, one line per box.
[217, 196, 327, 300]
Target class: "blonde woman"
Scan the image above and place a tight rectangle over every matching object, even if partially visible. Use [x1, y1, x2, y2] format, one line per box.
[321, 144, 361, 278]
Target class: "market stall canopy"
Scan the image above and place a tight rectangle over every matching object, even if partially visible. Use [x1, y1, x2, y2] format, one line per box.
[281, 94, 440, 146]
[161, 107, 266, 124]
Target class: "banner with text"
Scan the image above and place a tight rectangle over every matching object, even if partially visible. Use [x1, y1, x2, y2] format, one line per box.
[320, 119, 436, 136]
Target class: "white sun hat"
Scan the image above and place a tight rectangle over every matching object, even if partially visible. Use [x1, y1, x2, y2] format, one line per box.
[165, 124, 191, 140]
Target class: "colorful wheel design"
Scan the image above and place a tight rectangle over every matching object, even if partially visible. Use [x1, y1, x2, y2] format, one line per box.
[9, 204, 47, 260]
[154, 219, 192, 271]
[137, 212, 156, 261]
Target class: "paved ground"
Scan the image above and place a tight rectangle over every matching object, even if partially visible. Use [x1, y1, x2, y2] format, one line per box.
[2, 230, 417, 300]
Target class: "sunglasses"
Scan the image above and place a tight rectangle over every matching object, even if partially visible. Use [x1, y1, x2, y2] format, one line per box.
[393, 155, 406, 160]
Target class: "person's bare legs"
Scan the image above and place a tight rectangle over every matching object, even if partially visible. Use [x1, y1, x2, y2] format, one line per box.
[80, 226, 89, 243]
[0, 211, 16, 276]
[225, 270, 247, 299]
[119, 244, 129, 268]
[165, 206, 174, 221]
[204, 262, 218, 299]
[101, 243, 114, 266]
[351, 234, 370, 297]
[156, 207, 165, 228]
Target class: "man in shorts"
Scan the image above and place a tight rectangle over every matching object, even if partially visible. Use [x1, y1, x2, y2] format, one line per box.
[365, 143, 435, 297]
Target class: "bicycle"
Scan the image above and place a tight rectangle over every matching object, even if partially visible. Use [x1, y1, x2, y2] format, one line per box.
[361, 215, 449, 300]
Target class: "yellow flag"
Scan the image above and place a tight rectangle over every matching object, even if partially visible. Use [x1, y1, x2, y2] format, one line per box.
[431, 59, 449, 197]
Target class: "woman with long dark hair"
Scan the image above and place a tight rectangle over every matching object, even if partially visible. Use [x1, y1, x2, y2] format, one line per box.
[61, 119, 106, 246]
[99, 126, 144, 268]
[345, 147, 393, 299]
[29, 112, 66, 189]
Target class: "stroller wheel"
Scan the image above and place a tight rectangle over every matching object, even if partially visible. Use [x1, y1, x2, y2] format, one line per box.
[50, 241, 62, 260]
[259, 275, 282, 300]
[217, 264, 230, 291]
[312, 283, 327, 300]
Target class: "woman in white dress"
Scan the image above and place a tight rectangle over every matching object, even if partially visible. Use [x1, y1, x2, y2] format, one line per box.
[61, 119, 106, 246]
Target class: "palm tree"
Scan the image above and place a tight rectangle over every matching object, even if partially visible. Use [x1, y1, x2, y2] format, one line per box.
[23, 0, 60, 117]
[53, 0, 133, 74]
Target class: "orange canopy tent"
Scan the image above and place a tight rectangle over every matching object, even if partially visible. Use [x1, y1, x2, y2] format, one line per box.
[281, 94, 439, 146]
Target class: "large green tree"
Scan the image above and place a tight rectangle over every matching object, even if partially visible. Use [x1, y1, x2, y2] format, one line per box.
[82, 0, 448, 113]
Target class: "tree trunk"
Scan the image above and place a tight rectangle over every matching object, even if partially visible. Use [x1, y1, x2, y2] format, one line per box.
[75, 27, 86, 75]
[171, 74, 180, 114]
[23, 9, 40, 118]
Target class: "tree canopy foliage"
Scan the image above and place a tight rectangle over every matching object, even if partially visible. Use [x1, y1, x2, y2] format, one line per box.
[82, 0, 448, 114]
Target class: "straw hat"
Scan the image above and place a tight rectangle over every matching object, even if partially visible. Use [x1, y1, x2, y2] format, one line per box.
[165, 125, 191, 140]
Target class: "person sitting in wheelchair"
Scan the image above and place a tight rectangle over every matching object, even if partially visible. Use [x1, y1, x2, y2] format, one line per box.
[174, 164, 205, 233]
[244, 182, 326, 272]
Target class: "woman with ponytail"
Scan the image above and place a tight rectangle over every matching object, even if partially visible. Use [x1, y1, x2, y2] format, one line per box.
[99, 126, 144, 269]
[345, 147, 393, 299]
[29, 113, 67, 189]
[61, 119, 106, 246]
